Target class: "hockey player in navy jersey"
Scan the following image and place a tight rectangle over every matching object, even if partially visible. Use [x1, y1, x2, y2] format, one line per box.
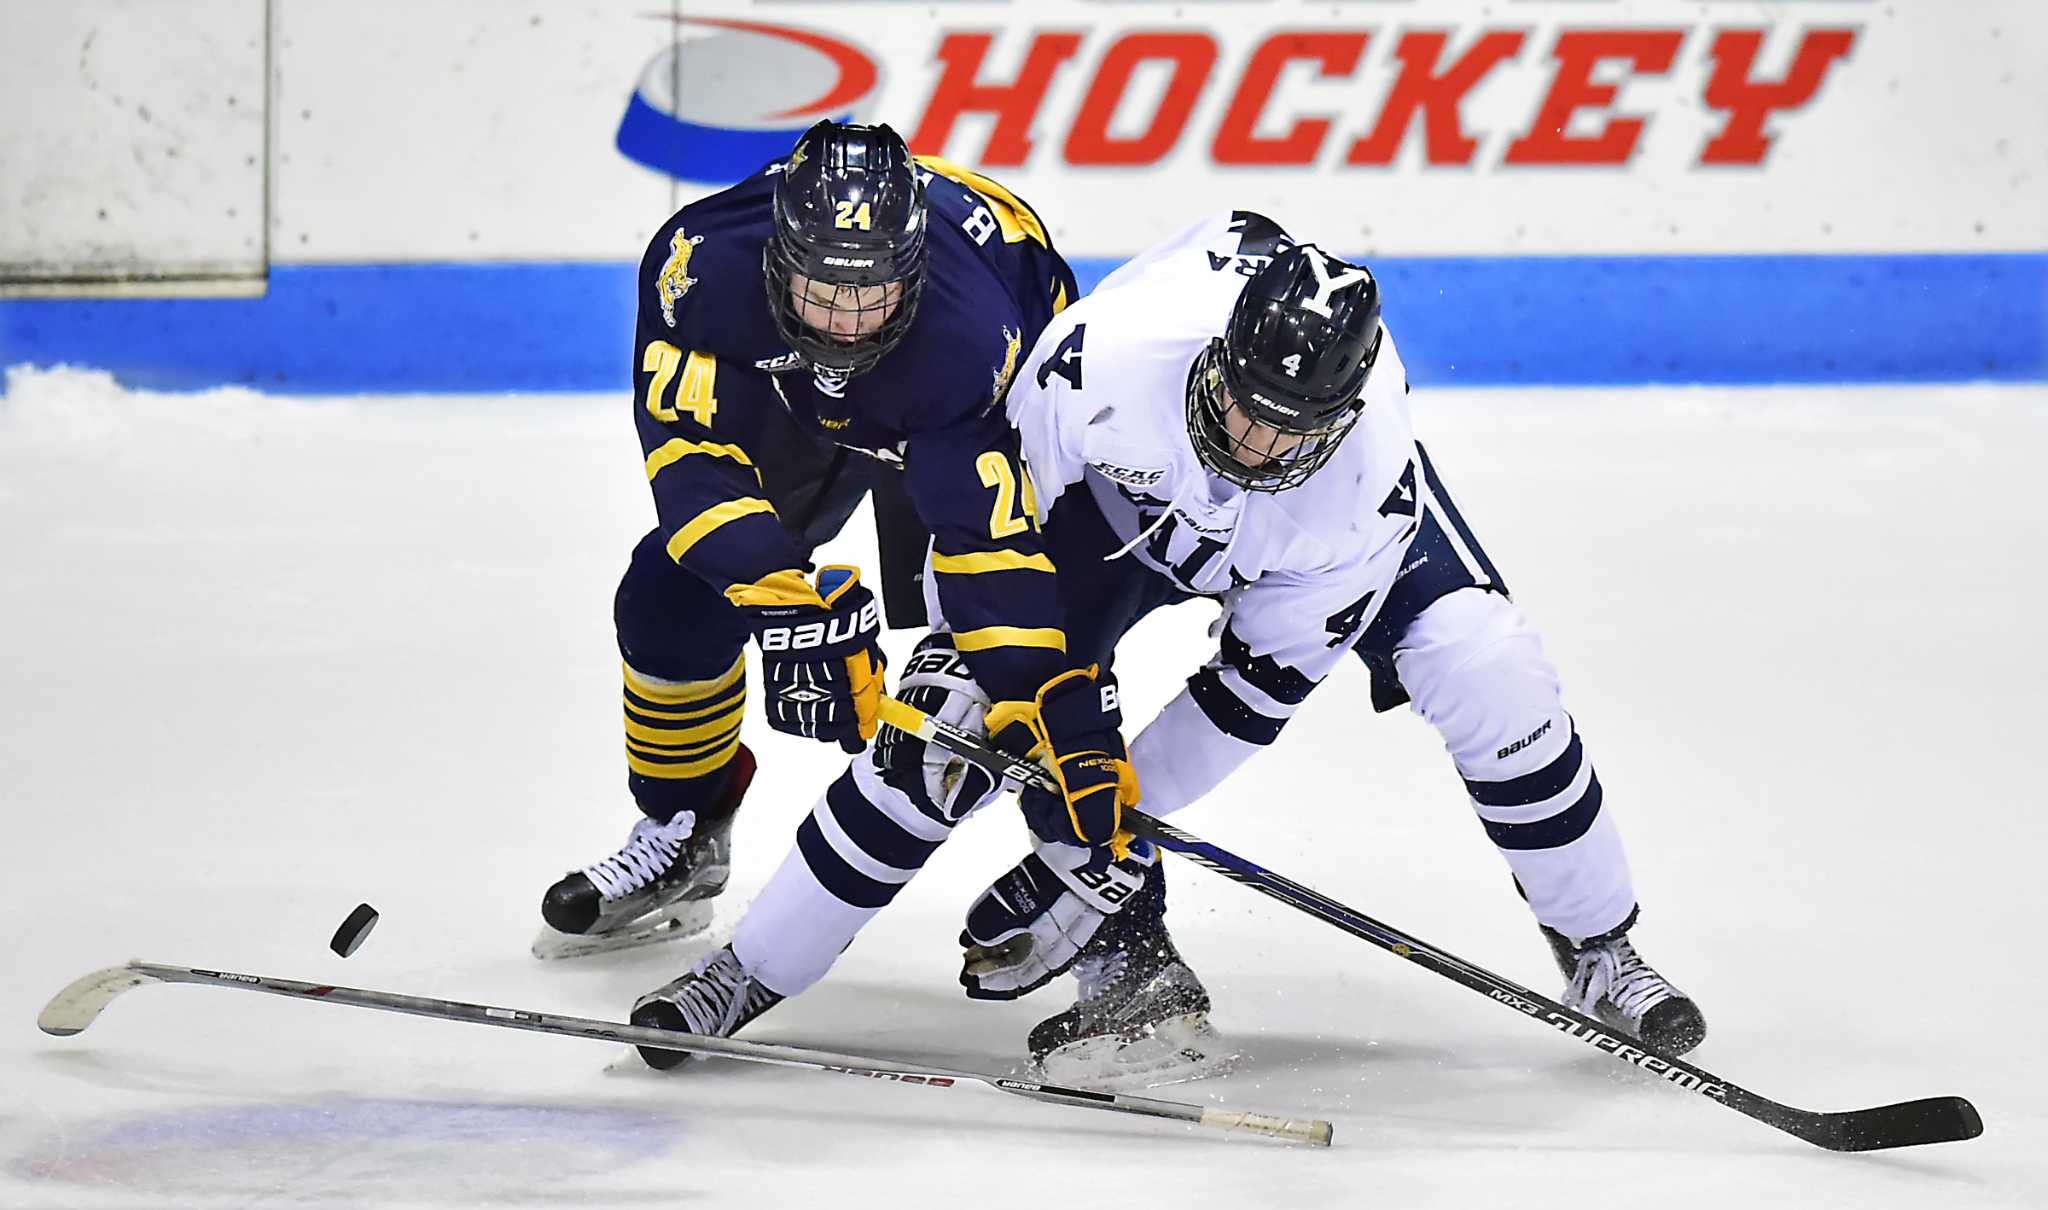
[629, 216, 1704, 1085]
[533, 121, 1085, 958]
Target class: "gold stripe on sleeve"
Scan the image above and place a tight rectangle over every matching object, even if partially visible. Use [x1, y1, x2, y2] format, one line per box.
[952, 626, 1068, 653]
[665, 498, 776, 562]
[645, 437, 757, 481]
[931, 550, 1057, 576]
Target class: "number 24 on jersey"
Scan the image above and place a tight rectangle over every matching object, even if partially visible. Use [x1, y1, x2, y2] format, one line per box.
[642, 342, 719, 428]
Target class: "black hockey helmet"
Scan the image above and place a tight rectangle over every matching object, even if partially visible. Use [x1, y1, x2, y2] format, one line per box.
[1187, 243, 1383, 491]
[765, 121, 928, 377]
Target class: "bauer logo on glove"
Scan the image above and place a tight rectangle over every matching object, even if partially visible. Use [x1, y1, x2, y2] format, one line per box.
[754, 600, 882, 651]
[737, 566, 888, 752]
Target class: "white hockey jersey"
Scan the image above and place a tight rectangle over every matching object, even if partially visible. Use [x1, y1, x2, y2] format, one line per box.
[1005, 212, 1427, 814]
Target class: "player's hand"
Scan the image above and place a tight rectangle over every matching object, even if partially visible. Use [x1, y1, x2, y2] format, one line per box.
[873, 634, 998, 819]
[740, 566, 886, 752]
[959, 838, 1157, 1000]
[986, 666, 1140, 858]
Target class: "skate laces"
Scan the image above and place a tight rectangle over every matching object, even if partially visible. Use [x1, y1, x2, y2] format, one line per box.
[667, 949, 757, 1035]
[1567, 936, 1675, 1022]
[582, 811, 697, 901]
[1075, 950, 1130, 1004]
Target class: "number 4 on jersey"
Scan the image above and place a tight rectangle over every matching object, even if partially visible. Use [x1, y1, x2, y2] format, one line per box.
[1379, 459, 1417, 518]
[1324, 589, 1377, 648]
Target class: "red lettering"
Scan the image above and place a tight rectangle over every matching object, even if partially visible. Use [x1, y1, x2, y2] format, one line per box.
[1212, 31, 1369, 166]
[1700, 28, 1856, 165]
[1066, 32, 1217, 166]
[1347, 31, 1525, 166]
[911, 32, 1085, 166]
[1505, 30, 1684, 165]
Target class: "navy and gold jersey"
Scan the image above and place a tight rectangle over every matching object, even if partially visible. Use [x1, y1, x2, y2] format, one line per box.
[629, 155, 1079, 704]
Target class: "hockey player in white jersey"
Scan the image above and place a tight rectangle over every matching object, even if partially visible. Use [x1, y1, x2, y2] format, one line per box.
[630, 214, 1705, 1084]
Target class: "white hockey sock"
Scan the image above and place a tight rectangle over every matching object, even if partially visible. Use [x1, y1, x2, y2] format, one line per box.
[731, 758, 954, 996]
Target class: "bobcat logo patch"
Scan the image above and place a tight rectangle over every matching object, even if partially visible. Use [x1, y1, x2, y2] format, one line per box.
[991, 325, 1022, 408]
[657, 229, 705, 328]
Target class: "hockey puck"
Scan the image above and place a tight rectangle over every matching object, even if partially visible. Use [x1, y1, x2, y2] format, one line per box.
[329, 903, 380, 958]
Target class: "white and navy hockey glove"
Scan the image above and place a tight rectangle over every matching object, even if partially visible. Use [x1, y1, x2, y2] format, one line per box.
[873, 634, 999, 820]
[958, 836, 1157, 1000]
[740, 565, 886, 753]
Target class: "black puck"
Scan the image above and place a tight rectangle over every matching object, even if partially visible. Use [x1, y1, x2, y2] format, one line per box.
[329, 903, 380, 958]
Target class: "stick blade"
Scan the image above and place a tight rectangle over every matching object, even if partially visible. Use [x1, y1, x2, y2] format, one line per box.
[38, 964, 157, 1037]
[1808, 1096, 1984, 1152]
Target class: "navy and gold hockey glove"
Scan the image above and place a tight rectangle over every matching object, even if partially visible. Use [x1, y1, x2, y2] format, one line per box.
[986, 665, 1140, 859]
[739, 566, 886, 753]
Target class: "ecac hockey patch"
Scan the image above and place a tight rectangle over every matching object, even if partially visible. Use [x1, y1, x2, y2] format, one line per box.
[1090, 461, 1166, 488]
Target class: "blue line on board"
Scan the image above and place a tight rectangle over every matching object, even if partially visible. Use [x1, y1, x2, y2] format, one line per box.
[3, 254, 2042, 394]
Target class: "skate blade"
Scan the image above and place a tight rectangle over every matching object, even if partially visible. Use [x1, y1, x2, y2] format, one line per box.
[1033, 1014, 1238, 1092]
[530, 901, 716, 961]
[601, 1045, 684, 1076]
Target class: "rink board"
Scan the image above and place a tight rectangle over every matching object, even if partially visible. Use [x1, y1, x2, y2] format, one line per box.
[4, 253, 2043, 392]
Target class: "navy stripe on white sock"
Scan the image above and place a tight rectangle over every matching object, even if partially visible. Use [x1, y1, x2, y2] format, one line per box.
[1187, 668, 1286, 745]
[1465, 729, 1582, 807]
[795, 815, 903, 910]
[1479, 773, 1604, 850]
[823, 771, 945, 870]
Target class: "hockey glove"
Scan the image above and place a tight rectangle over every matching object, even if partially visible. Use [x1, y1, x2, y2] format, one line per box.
[872, 633, 998, 820]
[986, 666, 1140, 859]
[959, 837, 1158, 1000]
[740, 566, 886, 753]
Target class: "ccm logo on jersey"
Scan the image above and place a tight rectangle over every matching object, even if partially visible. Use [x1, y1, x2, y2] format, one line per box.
[755, 601, 881, 651]
[1090, 461, 1166, 488]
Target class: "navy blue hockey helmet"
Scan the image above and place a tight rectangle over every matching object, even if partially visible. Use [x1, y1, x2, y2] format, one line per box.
[1187, 243, 1383, 491]
[765, 121, 929, 377]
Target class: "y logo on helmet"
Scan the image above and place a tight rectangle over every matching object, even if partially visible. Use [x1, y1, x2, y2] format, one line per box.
[657, 229, 705, 328]
[617, 18, 882, 185]
[1300, 251, 1373, 319]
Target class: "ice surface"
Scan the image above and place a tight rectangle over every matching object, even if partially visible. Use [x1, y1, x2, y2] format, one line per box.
[2, 365, 2043, 1207]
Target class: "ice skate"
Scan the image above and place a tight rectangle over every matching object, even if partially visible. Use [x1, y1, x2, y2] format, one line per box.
[532, 747, 753, 960]
[1543, 920, 1707, 1056]
[1028, 909, 1234, 1091]
[629, 944, 785, 1070]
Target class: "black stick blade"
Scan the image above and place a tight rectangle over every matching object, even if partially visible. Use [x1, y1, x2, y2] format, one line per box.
[1797, 1096, 1984, 1152]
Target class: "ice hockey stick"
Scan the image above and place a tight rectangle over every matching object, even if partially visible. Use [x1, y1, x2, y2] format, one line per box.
[879, 695, 1982, 1153]
[37, 960, 1330, 1146]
